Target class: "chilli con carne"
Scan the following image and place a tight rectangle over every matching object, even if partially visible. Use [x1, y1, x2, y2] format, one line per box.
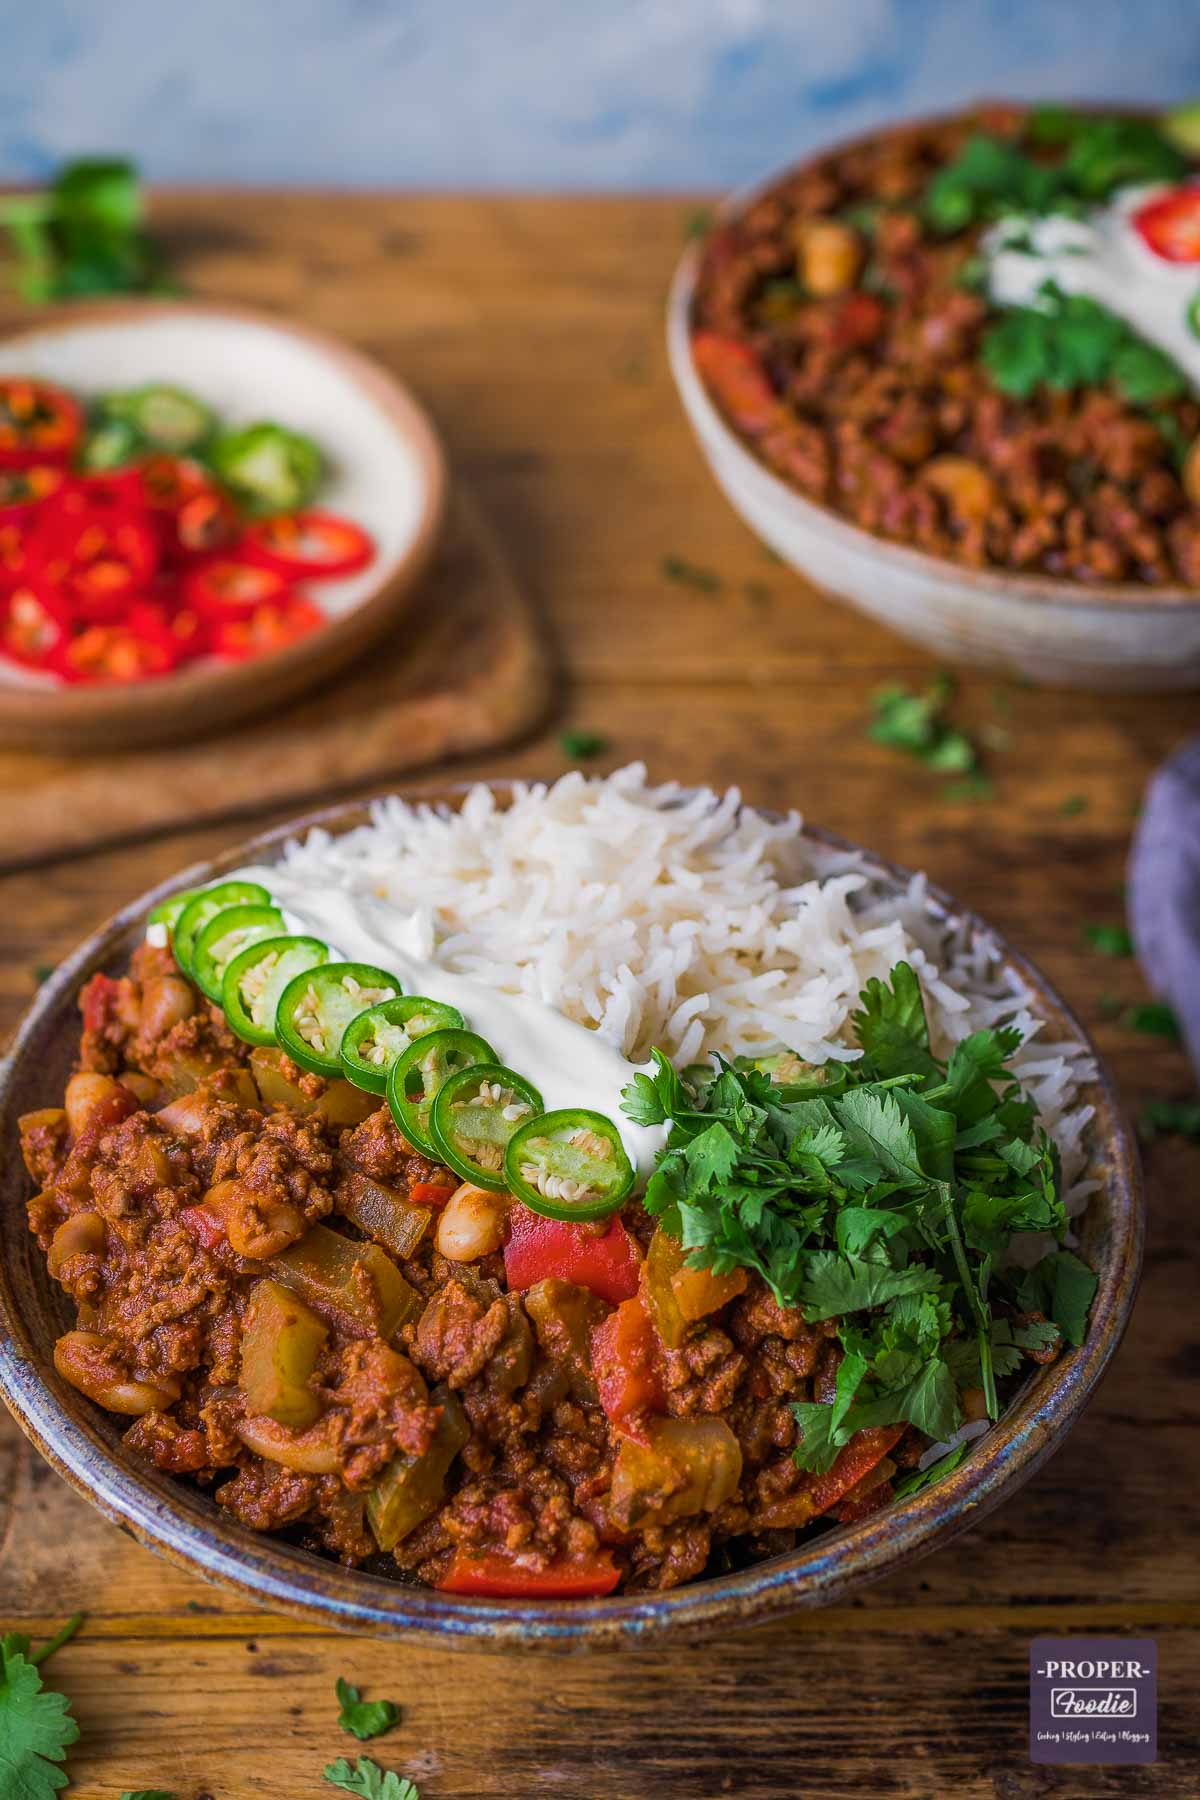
[690, 104, 1200, 584]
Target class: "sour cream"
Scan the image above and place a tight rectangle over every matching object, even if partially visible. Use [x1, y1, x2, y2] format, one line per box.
[984, 184, 1200, 385]
[222, 864, 670, 1181]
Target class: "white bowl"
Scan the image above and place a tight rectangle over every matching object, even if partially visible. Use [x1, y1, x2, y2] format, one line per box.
[667, 185, 1200, 693]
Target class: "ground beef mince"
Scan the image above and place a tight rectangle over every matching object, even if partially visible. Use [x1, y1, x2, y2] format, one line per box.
[20, 956, 917, 1599]
[690, 105, 1200, 586]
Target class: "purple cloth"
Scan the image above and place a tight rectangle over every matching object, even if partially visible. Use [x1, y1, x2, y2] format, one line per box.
[1128, 738, 1200, 1081]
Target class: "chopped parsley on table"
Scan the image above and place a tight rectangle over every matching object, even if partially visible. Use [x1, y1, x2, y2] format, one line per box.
[1082, 923, 1134, 958]
[559, 729, 609, 761]
[869, 674, 981, 777]
[622, 962, 1096, 1476]
[325, 1756, 420, 1800]
[336, 1678, 400, 1743]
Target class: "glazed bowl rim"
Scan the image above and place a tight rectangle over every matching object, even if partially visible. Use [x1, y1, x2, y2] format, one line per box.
[667, 106, 1200, 615]
[0, 780, 1143, 1648]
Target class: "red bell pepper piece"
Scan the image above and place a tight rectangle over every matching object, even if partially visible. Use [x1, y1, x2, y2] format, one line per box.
[503, 1204, 642, 1306]
[591, 1293, 665, 1443]
[409, 1181, 457, 1209]
[690, 331, 779, 435]
[1133, 185, 1200, 263]
[436, 1547, 621, 1598]
[802, 1424, 905, 1517]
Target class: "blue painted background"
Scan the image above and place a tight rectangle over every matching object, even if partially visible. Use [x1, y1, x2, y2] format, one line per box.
[3, 0, 1200, 189]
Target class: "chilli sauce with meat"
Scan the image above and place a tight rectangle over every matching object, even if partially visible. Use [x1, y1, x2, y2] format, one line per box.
[690, 103, 1200, 585]
[18, 871, 1091, 1598]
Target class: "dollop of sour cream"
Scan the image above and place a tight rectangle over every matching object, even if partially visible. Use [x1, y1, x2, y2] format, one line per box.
[984, 183, 1200, 385]
[217, 865, 671, 1181]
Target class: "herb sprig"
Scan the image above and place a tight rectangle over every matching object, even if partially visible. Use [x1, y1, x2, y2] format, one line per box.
[336, 1678, 400, 1743]
[622, 963, 1096, 1473]
[983, 283, 1187, 404]
[0, 159, 170, 303]
[0, 1614, 83, 1800]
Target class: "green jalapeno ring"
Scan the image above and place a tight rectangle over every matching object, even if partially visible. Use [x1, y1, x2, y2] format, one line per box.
[174, 880, 272, 976]
[386, 1028, 496, 1158]
[275, 960, 402, 1079]
[222, 934, 330, 1047]
[429, 1062, 545, 1192]
[340, 995, 467, 1096]
[503, 1108, 635, 1222]
[191, 904, 285, 1004]
[147, 884, 208, 937]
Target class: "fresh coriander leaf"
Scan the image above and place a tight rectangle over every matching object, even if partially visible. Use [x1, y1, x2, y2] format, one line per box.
[683, 206, 714, 241]
[834, 1204, 910, 1257]
[31, 964, 54, 985]
[851, 962, 937, 1079]
[324, 1756, 419, 1800]
[943, 774, 993, 803]
[621, 1048, 690, 1128]
[661, 553, 721, 593]
[559, 730, 608, 761]
[1112, 338, 1187, 404]
[1082, 922, 1134, 957]
[790, 1401, 842, 1474]
[797, 1249, 941, 1321]
[1140, 1098, 1200, 1142]
[1125, 1002, 1181, 1042]
[870, 676, 978, 776]
[1058, 794, 1088, 815]
[892, 1439, 969, 1498]
[1012, 1315, 1061, 1356]
[120, 1791, 175, 1799]
[1013, 1249, 1098, 1347]
[832, 1088, 927, 1187]
[684, 1121, 740, 1187]
[0, 1625, 81, 1800]
[336, 1677, 400, 1743]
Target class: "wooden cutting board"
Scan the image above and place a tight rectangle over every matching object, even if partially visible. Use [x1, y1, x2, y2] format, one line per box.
[0, 487, 550, 869]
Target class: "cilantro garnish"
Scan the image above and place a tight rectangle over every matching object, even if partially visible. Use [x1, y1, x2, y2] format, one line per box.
[0, 1614, 83, 1800]
[661, 554, 721, 593]
[869, 674, 979, 775]
[892, 1438, 969, 1498]
[559, 730, 609, 761]
[1125, 1003, 1181, 1042]
[324, 1756, 419, 1800]
[336, 1678, 400, 1743]
[0, 160, 171, 304]
[1140, 1099, 1200, 1143]
[683, 207, 714, 242]
[1058, 795, 1088, 816]
[622, 963, 1092, 1475]
[1082, 923, 1134, 958]
[923, 117, 1185, 236]
[983, 286, 1188, 405]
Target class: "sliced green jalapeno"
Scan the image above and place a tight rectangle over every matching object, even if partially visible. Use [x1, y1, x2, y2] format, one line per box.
[340, 995, 466, 1096]
[174, 880, 271, 976]
[386, 1028, 495, 1157]
[207, 422, 322, 514]
[147, 884, 208, 939]
[276, 961, 401, 1078]
[221, 934, 330, 1045]
[100, 384, 214, 453]
[191, 904, 285, 1003]
[503, 1109, 634, 1221]
[429, 1062, 544, 1191]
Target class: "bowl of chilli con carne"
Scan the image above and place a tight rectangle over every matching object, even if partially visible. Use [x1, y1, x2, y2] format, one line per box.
[0, 771, 1141, 1646]
[670, 101, 1200, 691]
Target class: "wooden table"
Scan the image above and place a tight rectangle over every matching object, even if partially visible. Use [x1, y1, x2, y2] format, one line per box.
[2, 194, 1198, 1799]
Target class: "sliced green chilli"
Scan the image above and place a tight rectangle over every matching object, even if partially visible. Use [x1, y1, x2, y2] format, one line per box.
[174, 881, 272, 975]
[222, 934, 330, 1046]
[1188, 292, 1200, 342]
[276, 961, 402, 1078]
[101, 383, 214, 452]
[386, 1028, 495, 1156]
[147, 884, 208, 939]
[191, 904, 285, 1003]
[340, 995, 466, 1096]
[430, 1063, 544, 1191]
[503, 1109, 634, 1221]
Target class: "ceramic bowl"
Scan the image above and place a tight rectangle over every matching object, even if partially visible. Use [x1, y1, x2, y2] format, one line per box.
[0, 787, 1142, 1649]
[667, 132, 1200, 692]
[0, 300, 447, 750]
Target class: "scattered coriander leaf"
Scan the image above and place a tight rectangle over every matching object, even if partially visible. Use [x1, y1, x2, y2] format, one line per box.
[1124, 1003, 1181, 1042]
[1058, 794, 1088, 816]
[336, 1677, 400, 1743]
[1082, 923, 1134, 957]
[1097, 994, 1123, 1018]
[120, 1790, 175, 1799]
[661, 553, 721, 593]
[683, 206, 714, 241]
[559, 730, 608, 761]
[744, 580, 771, 606]
[324, 1756, 419, 1800]
[1139, 1098, 1200, 1142]
[31, 963, 54, 985]
[0, 1617, 83, 1800]
[869, 674, 979, 777]
[943, 774, 993, 803]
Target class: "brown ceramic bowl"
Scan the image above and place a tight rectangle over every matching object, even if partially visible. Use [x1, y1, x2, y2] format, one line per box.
[0, 787, 1143, 1648]
[0, 301, 447, 751]
[668, 110, 1200, 691]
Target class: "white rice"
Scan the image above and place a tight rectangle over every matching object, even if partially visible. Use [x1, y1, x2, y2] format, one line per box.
[277, 764, 1096, 1204]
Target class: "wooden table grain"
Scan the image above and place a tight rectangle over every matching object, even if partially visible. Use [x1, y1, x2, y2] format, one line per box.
[1, 193, 1198, 1798]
